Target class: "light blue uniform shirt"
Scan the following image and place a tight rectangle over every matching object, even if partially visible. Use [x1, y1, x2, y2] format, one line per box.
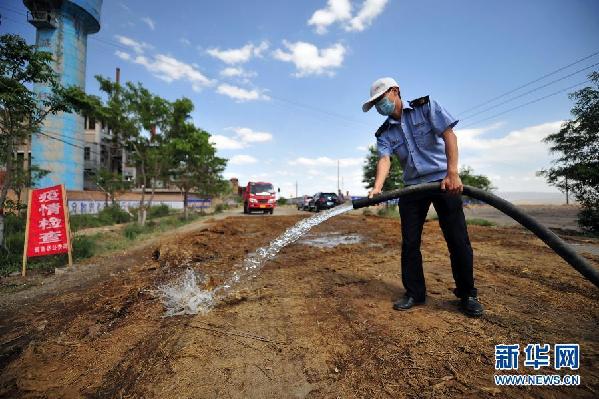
[376, 97, 458, 185]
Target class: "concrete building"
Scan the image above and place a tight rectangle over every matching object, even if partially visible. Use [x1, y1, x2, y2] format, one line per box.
[82, 115, 136, 190]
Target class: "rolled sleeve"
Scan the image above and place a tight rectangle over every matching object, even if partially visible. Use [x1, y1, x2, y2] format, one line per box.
[376, 136, 392, 158]
[429, 99, 458, 136]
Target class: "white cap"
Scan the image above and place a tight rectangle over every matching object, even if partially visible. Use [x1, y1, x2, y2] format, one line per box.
[362, 77, 399, 112]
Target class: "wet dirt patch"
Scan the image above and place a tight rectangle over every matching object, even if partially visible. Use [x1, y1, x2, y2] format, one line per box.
[299, 232, 363, 248]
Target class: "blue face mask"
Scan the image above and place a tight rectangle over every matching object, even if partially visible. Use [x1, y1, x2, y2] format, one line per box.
[375, 96, 395, 116]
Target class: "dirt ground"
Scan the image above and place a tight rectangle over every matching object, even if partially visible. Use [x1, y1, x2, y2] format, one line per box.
[0, 209, 597, 398]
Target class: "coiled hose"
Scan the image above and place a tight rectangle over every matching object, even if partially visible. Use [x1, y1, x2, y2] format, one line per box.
[352, 183, 599, 288]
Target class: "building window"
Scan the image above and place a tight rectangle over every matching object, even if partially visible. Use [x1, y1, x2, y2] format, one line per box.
[88, 117, 95, 129]
[84, 147, 91, 161]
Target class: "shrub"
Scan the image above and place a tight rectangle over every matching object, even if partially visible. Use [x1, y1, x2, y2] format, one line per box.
[4, 231, 25, 254]
[578, 206, 599, 235]
[377, 206, 400, 218]
[4, 213, 26, 235]
[98, 205, 131, 224]
[72, 235, 95, 259]
[69, 214, 104, 231]
[123, 223, 145, 240]
[466, 218, 495, 227]
[214, 203, 226, 213]
[148, 204, 170, 219]
[362, 209, 373, 216]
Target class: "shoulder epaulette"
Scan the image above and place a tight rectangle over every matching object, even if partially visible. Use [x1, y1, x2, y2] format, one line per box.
[374, 120, 390, 138]
[408, 95, 430, 108]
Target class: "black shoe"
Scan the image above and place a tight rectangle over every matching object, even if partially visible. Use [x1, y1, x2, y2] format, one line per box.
[460, 296, 484, 317]
[393, 296, 425, 311]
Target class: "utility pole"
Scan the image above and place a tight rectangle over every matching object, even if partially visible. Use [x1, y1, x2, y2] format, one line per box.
[295, 181, 298, 198]
[565, 176, 569, 205]
[337, 160, 340, 194]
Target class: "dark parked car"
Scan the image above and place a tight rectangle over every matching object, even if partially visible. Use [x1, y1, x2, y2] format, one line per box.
[309, 192, 340, 212]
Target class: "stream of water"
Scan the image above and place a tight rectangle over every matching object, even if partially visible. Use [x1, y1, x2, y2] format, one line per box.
[159, 204, 354, 316]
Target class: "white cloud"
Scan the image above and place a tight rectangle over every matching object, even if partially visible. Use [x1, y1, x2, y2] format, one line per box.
[132, 54, 213, 91]
[289, 156, 363, 167]
[207, 41, 269, 64]
[347, 0, 388, 32]
[308, 0, 352, 34]
[180, 38, 191, 46]
[219, 67, 257, 79]
[231, 127, 273, 143]
[216, 83, 270, 102]
[308, 0, 388, 34]
[114, 35, 151, 54]
[141, 16, 155, 30]
[456, 121, 564, 191]
[210, 135, 245, 150]
[210, 127, 273, 151]
[273, 41, 346, 77]
[229, 155, 258, 165]
[356, 145, 369, 151]
[115, 50, 131, 61]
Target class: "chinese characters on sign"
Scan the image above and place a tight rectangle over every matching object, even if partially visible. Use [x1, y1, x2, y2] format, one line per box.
[26, 185, 71, 258]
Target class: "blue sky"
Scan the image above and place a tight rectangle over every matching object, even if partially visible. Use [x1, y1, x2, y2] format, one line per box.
[2, 0, 598, 197]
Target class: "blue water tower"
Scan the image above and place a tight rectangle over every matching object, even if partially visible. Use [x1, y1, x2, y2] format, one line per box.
[23, 0, 103, 190]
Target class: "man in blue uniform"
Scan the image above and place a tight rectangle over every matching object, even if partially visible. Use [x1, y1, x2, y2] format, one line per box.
[362, 77, 483, 317]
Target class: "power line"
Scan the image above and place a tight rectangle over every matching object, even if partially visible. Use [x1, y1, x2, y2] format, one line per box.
[461, 62, 599, 121]
[269, 94, 370, 127]
[3, 3, 593, 138]
[457, 49, 599, 116]
[459, 80, 590, 129]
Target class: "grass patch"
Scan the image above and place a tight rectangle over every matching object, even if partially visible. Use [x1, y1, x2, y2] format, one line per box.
[466, 218, 496, 226]
[123, 223, 145, 240]
[69, 205, 132, 232]
[0, 235, 97, 276]
[376, 206, 400, 219]
[0, 211, 202, 277]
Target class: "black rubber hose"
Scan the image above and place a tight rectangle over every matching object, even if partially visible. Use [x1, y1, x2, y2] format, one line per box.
[352, 183, 599, 288]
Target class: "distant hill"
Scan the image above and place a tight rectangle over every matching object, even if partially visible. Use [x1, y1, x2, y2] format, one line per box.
[495, 191, 572, 205]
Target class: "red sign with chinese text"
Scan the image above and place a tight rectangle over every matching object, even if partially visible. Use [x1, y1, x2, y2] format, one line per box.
[26, 185, 70, 257]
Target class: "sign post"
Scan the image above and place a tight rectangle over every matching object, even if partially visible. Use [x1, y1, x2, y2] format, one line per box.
[22, 184, 72, 276]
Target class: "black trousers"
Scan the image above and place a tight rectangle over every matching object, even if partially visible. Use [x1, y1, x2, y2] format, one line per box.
[398, 189, 476, 301]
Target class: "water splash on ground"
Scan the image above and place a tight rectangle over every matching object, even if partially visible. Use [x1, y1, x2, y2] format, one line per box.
[158, 268, 214, 316]
[299, 232, 362, 248]
[159, 204, 354, 316]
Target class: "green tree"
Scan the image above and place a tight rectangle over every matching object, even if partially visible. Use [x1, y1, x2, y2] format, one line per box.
[362, 145, 404, 191]
[9, 163, 49, 208]
[459, 165, 495, 191]
[168, 127, 228, 220]
[165, 100, 227, 219]
[81, 77, 170, 225]
[538, 72, 599, 233]
[94, 168, 130, 206]
[0, 34, 80, 247]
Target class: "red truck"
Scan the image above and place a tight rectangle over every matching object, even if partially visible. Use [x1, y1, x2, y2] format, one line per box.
[242, 181, 276, 214]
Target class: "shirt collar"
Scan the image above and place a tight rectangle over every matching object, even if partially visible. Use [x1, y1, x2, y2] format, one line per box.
[386, 99, 412, 124]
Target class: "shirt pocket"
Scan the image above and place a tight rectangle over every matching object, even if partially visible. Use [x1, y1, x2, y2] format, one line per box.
[412, 121, 435, 149]
[390, 132, 408, 162]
